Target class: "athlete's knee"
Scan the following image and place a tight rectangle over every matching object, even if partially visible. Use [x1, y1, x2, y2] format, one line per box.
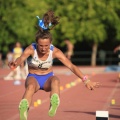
[26, 84, 36, 92]
[51, 76, 60, 85]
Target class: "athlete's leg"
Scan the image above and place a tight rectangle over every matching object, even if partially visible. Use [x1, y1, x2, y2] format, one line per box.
[44, 76, 60, 117]
[22, 76, 40, 106]
[19, 77, 40, 120]
[44, 76, 60, 95]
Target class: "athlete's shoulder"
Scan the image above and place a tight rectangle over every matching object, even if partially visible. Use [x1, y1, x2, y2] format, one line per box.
[31, 43, 37, 50]
[24, 44, 34, 53]
[52, 46, 63, 58]
[50, 44, 54, 51]
[52, 46, 58, 51]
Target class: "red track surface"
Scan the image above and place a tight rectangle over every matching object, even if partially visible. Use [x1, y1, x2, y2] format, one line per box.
[0, 66, 120, 120]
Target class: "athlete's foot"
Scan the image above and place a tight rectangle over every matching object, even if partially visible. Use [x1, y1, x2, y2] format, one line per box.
[48, 93, 60, 117]
[19, 99, 29, 120]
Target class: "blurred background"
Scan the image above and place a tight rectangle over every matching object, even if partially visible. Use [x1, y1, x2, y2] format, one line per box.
[0, 0, 120, 67]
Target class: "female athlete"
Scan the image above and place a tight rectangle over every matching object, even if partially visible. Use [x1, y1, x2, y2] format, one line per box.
[8, 10, 100, 120]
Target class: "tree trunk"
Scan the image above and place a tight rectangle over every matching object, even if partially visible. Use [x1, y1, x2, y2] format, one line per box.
[91, 43, 98, 66]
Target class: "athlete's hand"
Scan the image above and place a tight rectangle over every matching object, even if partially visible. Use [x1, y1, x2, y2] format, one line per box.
[85, 80, 101, 90]
[8, 61, 18, 70]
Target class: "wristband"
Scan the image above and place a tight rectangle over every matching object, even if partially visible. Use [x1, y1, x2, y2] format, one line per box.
[84, 79, 90, 85]
[82, 75, 88, 82]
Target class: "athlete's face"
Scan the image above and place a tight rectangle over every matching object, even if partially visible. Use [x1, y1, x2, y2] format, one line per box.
[37, 38, 51, 54]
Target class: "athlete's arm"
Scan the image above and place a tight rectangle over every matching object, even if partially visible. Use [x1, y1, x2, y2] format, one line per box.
[8, 45, 33, 69]
[53, 47, 84, 79]
[53, 47, 100, 90]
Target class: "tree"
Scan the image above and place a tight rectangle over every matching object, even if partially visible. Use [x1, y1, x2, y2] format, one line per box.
[1, 0, 120, 66]
[47, 0, 120, 66]
[0, 0, 48, 53]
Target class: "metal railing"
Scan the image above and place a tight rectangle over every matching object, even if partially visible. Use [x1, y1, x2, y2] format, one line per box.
[53, 51, 120, 66]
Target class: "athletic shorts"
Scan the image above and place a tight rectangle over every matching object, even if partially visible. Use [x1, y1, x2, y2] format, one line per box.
[27, 72, 54, 90]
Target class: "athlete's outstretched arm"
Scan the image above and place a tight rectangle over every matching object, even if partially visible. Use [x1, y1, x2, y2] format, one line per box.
[8, 45, 33, 69]
[53, 47, 100, 90]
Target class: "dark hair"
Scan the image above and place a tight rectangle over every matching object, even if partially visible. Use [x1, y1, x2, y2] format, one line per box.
[35, 10, 59, 43]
